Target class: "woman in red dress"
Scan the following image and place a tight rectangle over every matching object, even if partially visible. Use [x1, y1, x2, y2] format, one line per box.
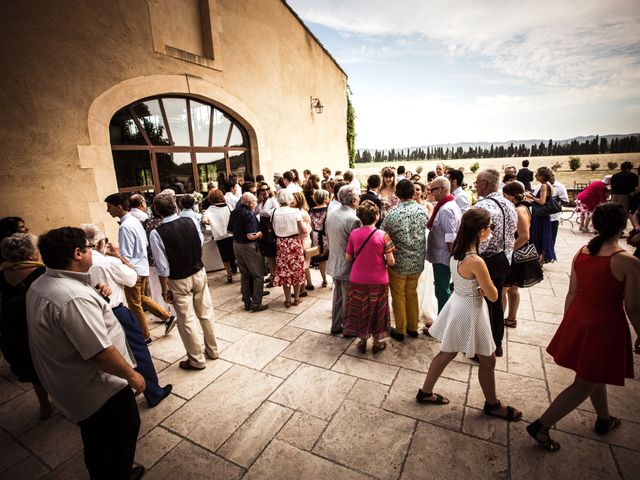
[527, 203, 640, 452]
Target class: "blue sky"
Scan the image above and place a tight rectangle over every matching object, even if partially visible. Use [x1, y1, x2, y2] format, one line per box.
[289, 0, 640, 149]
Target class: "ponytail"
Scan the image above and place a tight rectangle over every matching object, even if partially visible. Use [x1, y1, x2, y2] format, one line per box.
[587, 203, 627, 255]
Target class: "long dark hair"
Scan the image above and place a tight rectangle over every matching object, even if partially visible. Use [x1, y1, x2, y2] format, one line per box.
[452, 209, 491, 261]
[587, 203, 627, 255]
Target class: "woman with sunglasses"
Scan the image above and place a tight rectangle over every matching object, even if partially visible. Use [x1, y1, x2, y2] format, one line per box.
[255, 182, 279, 286]
[417, 209, 523, 423]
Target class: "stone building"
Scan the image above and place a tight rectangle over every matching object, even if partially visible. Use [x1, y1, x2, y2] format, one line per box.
[0, 0, 348, 237]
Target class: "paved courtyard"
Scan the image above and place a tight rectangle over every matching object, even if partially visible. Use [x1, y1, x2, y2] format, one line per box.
[0, 222, 638, 480]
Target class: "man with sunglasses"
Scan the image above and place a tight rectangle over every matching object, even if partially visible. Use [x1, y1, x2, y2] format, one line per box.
[426, 177, 462, 314]
[474, 169, 517, 357]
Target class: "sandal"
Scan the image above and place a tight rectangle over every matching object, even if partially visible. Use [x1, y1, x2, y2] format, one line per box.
[292, 299, 301, 306]
[358, 340, 367, 354]
[594, 416, 621, 435]
[321, 280, 328, 288]
[526, 419, 561, 452]
[372, 342, 387, 354]
[483, 400, 522, 422]
[227, 275, 233, 284]
[416, 390, 449, 405]
[504, 318, 517, 328]
[284, 300, 291, 308]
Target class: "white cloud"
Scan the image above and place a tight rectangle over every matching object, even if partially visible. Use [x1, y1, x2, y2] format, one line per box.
[290, 0, 640, 90]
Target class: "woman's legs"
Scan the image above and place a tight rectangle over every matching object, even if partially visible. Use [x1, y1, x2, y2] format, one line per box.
[507, 286, 519, 321]
[539, 376, 600, 427]
[283, 285, 292, 305]
[33, 384, 54, 419]
[304, 268, 312, 288]
[589, 384, 611, 419]
[319, 261, 327, 285]
[421, 351, 457, 394]
[293, 284, 301, 302]
[477, 354, 498, 404]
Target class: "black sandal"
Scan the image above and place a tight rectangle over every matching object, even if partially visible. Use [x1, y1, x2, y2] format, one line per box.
[416, 390, 449, 405]
[483, 400, 522, 422]
[526, 419, 561, 452]
[357, 340, 367, 354]
[594, 416, 621, 435]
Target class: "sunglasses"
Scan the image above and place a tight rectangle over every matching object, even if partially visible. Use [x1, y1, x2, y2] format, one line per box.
[427, 187, 442, 193]
[486, 223, 495, 231]
[259, 187, 270, 191]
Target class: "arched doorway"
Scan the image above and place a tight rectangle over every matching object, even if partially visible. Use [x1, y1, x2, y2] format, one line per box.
[109, 95, 251, 195]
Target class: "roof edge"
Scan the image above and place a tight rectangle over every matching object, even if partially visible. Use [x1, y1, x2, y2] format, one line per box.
[281, 0, 348, 79]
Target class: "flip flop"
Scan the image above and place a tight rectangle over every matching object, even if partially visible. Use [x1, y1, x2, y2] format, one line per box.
[504, 318, 517, 328]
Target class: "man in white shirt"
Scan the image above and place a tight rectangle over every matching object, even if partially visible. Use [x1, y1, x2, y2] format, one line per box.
[128, 194, 149, 222]
[447, 169, 470, 213]
[82, 223, 173, 408]
[343, 170, 361, 192]
[105, 193, 173, 342]
[435, 163, 445, 177]
[283, 171, 303, 193]
[322, 167, 332, 182]
[150, 193, 219, 370]
[27, 227, 145, 480]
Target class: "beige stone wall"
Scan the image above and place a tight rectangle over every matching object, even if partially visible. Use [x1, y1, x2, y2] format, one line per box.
[0, 0, 348, 239]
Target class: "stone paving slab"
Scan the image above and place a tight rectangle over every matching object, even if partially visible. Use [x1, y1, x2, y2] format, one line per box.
[0, 225, 637, 479]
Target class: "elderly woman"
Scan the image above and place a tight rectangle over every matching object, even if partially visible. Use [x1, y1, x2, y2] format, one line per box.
[0, 216, 29, 262]
[326, 184, 362, 334]
[272, 189, 307, 307]
[576, 175, 611, 233]
[309, 189, 330, 288]
[0, 233, 54, 419]
[204, 189, 237, 283]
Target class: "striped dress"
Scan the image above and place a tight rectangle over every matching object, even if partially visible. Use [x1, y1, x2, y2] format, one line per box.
[428, 256, 495, 358]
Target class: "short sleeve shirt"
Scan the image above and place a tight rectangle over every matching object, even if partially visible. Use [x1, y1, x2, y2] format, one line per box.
[381, 200, 428, 276]
[426, 200, 462, 265]
[475, 192, 518, 262]
[272, 206, 303, 237]
[26, 269, 133, 421]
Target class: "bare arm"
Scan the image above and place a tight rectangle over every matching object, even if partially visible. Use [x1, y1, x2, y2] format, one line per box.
[470, 257, 498, 302]
[513, 206, 531, 250]
[90, 346, 145, 395]
[385, 250, 395, 266]
[563, 251, 581, 314]
[247, 231, 262, 241]
[620, 255, 640, 349]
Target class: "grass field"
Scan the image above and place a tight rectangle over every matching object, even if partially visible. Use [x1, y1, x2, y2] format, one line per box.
[353, 152, 640, 187]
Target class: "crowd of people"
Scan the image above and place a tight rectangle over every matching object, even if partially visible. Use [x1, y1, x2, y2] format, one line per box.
[0, 159, 639, 477]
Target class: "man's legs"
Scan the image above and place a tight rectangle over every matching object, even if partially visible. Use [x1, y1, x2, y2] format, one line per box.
[124, 279, 151, 339]
[139, 276, 170, 321]
[112, 305, 167, 406]
[432, 263, 451, 313]
[331, 278, 349, 333]
[405, 272, 421, 333]
[169, 276, 207, 368]
[191, 269, 219, 360]
[234, 243, 253, 307]
[237, 243, 265, 308]
[388, 268, 407, 334]
[486, 272, 507, 353]
[78, 387, 140, 480]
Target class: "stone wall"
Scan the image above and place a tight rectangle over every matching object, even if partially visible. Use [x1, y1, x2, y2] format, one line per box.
[0, 0, 347, 238]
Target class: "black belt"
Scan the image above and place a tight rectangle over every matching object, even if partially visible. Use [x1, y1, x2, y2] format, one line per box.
[277, 234, 299, 239]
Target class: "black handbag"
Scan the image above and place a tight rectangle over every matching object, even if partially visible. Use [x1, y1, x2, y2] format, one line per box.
[532, 185, 562, 216]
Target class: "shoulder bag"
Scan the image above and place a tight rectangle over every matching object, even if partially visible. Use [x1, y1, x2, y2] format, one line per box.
[480, 198, 511, 277]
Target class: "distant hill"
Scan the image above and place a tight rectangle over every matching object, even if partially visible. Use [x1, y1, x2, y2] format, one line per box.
[362, 133, 640, 153]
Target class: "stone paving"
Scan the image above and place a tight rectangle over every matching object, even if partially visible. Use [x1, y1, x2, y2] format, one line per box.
[0, 223, 638, 480]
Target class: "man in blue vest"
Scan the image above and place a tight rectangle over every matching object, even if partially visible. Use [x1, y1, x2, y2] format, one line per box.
[149, 193, 219, 370]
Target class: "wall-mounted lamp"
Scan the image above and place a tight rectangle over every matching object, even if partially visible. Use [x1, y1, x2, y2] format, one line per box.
[310, 97, 324, 114]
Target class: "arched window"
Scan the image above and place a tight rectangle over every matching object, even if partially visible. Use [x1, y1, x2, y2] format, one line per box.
[109, 95, 251, 195]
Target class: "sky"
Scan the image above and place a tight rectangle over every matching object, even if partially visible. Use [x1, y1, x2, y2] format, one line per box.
[288, 0, 640, 149]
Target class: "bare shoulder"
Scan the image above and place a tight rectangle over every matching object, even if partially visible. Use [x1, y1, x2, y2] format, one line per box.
[611, 251, 640, 278]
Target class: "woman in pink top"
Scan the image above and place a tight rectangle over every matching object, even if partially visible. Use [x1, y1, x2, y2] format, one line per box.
[344, 200, 395, 354]
[576, 175, 610, 233]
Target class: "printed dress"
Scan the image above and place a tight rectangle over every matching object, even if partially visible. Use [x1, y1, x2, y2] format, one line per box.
[428, 256, 495, 358]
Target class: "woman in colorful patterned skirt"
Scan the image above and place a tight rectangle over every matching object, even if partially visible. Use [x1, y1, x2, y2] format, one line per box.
[344, 200, 395, 353]
[272, 189, 307, 307]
